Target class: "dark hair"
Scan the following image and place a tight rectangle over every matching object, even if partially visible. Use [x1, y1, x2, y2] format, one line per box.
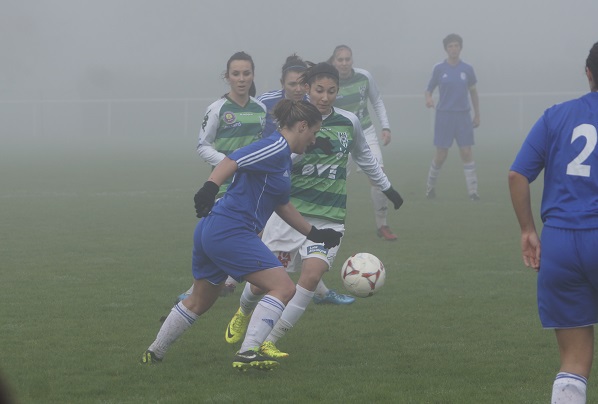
[586, 42, 598, 90]
[327, 44, 352, 64]
[443, 33, 463, 49]
[281, 54, 307, 82]
[300, 62, 340, 87]
[225, 51, 256, 97]
[273, 99, 322, 129]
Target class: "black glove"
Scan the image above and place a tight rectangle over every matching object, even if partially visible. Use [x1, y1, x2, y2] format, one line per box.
[383, 186, 404, 210]
[306, 226, 343, 249]
[194, 181, 219, 218]
[306, 137, 334, 155]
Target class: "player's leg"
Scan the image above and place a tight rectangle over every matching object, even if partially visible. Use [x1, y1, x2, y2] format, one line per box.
[225, 253, 297, 347]
[142, 278, 222, 364]
[426, 148, 448, 199]
[233, 265, 295, 371]
[427, 111, 452, 198]
[456, 112, 478, 200]
[143, 218, 225, 363]
[551, 327, 592, 403]
[363, 126, 396, 240]
[540, 227, 598, 402]
[265, 222, 342, 352]
[265, 256, 328, 352]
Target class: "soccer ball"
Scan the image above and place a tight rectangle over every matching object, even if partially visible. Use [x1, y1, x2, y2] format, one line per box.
[340, 253, 386, 298]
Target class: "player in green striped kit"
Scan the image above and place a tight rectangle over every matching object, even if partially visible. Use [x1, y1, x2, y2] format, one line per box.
[329, 45, 397, 241]
[224, 62, 403, 358]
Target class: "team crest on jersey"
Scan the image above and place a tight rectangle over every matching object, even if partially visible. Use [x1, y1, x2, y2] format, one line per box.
[460, 72, 467, 81]
[223, 111, 236, 124]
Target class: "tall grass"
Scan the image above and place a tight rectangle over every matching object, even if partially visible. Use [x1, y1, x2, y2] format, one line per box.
[0, 133, 574, 403]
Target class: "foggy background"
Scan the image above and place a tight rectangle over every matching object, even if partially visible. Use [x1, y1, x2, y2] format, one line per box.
[1, 0, 597, 146]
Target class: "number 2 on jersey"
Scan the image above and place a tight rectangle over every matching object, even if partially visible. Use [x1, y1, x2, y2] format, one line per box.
[566, 124, 597, 177]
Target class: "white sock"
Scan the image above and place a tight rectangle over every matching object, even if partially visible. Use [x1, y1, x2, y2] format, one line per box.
[148, 302, 198, 359]
[240, 282, 262, 315]
[240, 295, 285, 352]
[371, 186, 388, 229]
[314, 280, 329, 298]
[427, 161, 442, 192]
[184, 285, 194, 295]
[463, 161, 478, 195]
[266, 285, 314, 344]
[551, 372, 587, 403]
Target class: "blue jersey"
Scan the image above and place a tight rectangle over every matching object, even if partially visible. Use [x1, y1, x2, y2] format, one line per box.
[510, 92, 598, 229]
[257, 89, 285, 137]
[426, 60, 477, 112]
[257, 90, 308, 137]
[210, 132, 292, 233]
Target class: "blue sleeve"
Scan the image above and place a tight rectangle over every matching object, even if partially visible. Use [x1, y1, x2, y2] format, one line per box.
[510, 115, 548, 183]
[426, 65, 439, 93]
[468, 65, 477, 87]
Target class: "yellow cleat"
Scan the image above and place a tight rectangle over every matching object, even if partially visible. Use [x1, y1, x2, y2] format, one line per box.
[225, 307, 251, 344]
[232, 349, 278, 371]
[260, 341, 289, 359]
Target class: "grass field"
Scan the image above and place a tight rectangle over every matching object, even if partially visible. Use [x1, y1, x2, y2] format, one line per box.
[0, 129, 579, 403]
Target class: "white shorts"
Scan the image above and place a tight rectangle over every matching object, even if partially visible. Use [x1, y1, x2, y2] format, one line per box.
[261, 213, 345, 273]
[347, 126, 383, 175]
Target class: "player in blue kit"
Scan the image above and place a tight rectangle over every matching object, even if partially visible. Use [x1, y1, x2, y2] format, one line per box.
[425, 34, 480, 201]
[509, 41, 598, 403]
[141, 99, 342, 371]
[258, 54, 308, 136]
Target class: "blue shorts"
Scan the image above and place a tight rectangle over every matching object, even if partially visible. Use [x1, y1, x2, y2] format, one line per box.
[191, 214, 283, 285]
[537, 226, 598, 328]
[434, 110, 474, 148]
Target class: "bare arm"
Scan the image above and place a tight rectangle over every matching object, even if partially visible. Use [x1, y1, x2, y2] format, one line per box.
[470, 86, 480, 128]
[508, 170, 540, 271]
[274, 202, 312, 236]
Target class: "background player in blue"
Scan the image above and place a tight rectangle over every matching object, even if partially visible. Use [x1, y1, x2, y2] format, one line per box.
[258, 54, 308, 136]
[509, 41, 598, 403]
[141, 99, 342, 371]
[425, 33, 481, 201]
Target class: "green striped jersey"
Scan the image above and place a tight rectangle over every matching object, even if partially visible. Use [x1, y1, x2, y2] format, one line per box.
[290, 107, 390, 223]
[197, 96, 266, 195]
[334, 68, 391, 131]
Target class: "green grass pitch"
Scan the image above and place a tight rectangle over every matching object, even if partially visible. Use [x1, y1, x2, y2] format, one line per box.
[0, 130, 579, 403]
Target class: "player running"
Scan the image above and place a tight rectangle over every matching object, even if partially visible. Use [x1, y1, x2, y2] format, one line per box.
[225, 62, 403, 359]
[141, 99, 342, 370]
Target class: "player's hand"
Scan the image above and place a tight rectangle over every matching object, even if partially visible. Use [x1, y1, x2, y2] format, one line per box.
[473, 115, 480, 128]
[194, 181, 219, 218]
[425, 98, 435, 109]
[381, 129, 391, 146]
[306, 137, 334, 155]
[307, 226, 343, 249]
[383, 186, 403, 210]
[521, 231, 541, 271]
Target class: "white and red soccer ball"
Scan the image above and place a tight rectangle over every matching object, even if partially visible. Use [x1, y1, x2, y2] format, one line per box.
[340, 253, 386, 298]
